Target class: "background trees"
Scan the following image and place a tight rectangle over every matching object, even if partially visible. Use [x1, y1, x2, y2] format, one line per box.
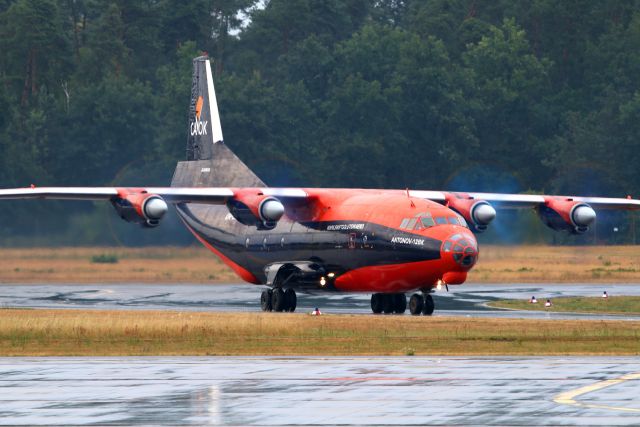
[1, 0, 640, 245]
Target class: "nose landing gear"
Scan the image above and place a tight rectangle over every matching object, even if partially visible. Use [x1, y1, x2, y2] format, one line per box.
[409, 293, 435, 316]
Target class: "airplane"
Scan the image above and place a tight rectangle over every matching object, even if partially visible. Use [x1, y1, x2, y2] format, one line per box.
[2, 56, 640, 315]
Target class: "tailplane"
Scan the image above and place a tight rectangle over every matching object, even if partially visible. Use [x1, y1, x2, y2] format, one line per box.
[172, 56, 264, 188]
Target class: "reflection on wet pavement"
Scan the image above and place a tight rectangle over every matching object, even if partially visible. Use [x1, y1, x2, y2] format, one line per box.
[1, 283, 640, 320]
[1, 357, 639, 426]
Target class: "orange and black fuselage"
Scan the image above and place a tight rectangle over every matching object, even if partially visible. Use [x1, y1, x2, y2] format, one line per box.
[177, 188, 478, 293]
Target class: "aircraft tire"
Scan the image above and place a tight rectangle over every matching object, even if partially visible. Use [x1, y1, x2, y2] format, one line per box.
[393, 293, 407, 314]
[409, 294, 424, 315]
[371, 293, 383, 314]
[271, 288, 286, 312]
[423, 294, 435, 316]
[382, 294, 394, 314]
[261, 289, 273, 312]
[284, 288, 297, 312]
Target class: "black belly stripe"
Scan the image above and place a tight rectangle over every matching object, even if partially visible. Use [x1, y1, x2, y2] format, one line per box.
[178, 205, 442, 283]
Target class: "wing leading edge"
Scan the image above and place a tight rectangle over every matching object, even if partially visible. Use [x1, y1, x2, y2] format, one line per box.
[408, 190, 640, 210]
[0, 187, 310, 204]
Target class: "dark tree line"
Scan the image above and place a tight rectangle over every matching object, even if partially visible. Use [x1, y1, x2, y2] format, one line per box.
[1, 0, 640, 245]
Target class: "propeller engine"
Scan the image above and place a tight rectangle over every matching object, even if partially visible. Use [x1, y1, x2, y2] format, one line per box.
[445, 194, 497, 232]
[537, 198, 596, 234]
[111, 190, 168, 227]
[227, 192, 285, 229]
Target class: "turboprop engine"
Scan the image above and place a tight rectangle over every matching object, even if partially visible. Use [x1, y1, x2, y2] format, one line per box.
[537, 198, 596, 234]
[110, 190, 168, 227]
[227, 192, 285, 229]
[445, 194, 496, 232]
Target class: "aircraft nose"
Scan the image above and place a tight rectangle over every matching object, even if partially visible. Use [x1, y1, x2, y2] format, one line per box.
[441, 231, 478, 270]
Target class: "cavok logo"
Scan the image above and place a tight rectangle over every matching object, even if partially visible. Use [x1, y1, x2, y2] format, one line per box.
[190, 96, 208, 136]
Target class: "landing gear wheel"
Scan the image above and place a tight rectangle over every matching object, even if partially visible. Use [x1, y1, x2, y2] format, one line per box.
[409, 294, 424, 315]
[261, 289, 273, 312]
[382, 294, 394, 314]
[271, 288, 286, 312]
[284, 288, 297, 312]
[422, 294, 435, 316]
[393, 293, 407, 314]
[371, 293, 383, 314]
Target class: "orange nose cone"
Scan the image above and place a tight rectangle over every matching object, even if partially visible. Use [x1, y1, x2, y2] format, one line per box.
[441, 232, 478, 270]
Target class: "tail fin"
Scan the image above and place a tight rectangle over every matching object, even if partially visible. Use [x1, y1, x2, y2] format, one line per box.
[187, 56, 223, 160]
[172, 56, 265, 188]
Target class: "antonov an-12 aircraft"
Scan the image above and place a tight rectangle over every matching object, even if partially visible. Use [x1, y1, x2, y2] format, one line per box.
[2, 56, 639, 315]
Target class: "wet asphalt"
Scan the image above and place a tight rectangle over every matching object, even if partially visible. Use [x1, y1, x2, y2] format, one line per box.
[1, 356, 639, 426]
[1, 282, 640, 320]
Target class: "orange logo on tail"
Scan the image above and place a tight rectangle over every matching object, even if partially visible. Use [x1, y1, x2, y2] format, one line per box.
[191, 95, 208, 136]
[195, 96, 204, 119]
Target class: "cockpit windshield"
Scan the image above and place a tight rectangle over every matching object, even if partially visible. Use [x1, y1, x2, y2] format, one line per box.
[398, 211, 469, 231]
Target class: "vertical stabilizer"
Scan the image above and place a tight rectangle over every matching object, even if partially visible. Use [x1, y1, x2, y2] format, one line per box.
[187, 56, 223, 160]
[174, 56, 265, 188]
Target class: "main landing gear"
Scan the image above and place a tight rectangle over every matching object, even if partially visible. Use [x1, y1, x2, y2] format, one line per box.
[261, 288, 297, 312]
[370, 293, 407, 314]
[408, 293, 435, 316]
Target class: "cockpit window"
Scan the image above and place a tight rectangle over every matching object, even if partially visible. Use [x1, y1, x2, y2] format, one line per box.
[406, 218, 417, 230]
[421, 217, 435, 227]
[455, 214, 469, 228]
[435, 217, 448, 225]
[399, 218, 410, 229]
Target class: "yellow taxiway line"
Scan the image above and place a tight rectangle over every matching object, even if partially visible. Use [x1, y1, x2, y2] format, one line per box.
[554, 372, 640, 413]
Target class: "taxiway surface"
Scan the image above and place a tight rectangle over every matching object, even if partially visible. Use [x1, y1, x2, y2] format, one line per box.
[1, 356, 639, 426]
[1, 283, 640, 319]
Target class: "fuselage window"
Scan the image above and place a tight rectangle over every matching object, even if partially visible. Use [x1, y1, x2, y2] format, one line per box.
[435, 217, 448, 225]
[263, 237, 268, 250]
[281, 237, 285, 248]
[245, 237, 250, 248]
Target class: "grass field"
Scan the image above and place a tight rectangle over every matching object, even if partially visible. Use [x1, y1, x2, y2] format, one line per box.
[488, 296, 640, 314]
[2, 245, 640, 284]
[0, 309, 639, 356]
[0, 247, 238, 283]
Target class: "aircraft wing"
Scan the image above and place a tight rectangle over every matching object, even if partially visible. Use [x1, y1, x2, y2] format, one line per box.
[408, 190, 640, 210]
[0, 186, 310, 203]
[0, 186, 309, 227]
[409, 189, 640, 233]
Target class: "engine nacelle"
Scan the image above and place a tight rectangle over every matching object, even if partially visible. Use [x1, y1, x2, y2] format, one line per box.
[111, 190, 168, 228]
[227, 192, 285, 230]
[446, 194, 496, 232]
[537, 198, 596, 234]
